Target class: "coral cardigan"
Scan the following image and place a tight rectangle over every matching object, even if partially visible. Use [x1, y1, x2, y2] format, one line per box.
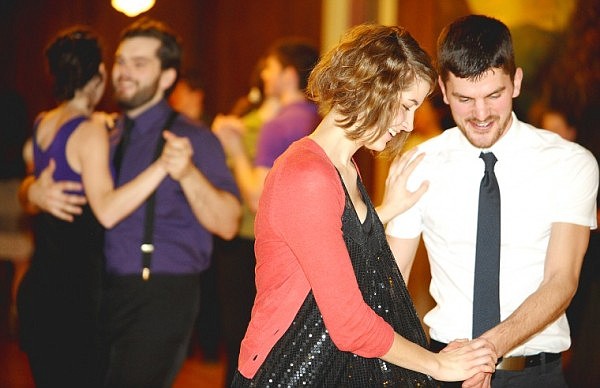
[238, 137, 395, 378]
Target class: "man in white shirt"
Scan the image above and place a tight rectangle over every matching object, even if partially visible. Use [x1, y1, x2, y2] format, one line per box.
[386, 14, 598, 388]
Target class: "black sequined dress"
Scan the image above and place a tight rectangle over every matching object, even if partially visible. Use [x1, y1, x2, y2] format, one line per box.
[233, 173, 440, 387]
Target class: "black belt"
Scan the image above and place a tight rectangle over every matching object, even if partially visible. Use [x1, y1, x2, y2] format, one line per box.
[429, 339, 561, 371]
[495, 352, 561, 371]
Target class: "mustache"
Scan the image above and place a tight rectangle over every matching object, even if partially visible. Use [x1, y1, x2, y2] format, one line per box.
[467, 115, 498, 122]
[114, 76, 135, 85]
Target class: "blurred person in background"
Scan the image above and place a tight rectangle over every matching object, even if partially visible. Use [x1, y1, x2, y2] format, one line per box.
[19, 19, 241, 387]
[210, 57, 280, 386]
[212, 40, 320, 385]
[17, 26, 169, 387]
[0, 89, 31, 336]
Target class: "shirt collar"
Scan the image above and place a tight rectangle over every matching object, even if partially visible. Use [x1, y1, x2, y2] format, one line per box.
[485, 112, 520, 162]
[125, 99, 172, 135]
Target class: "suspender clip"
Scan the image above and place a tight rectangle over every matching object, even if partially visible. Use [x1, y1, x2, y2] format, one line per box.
[141, 243, 154, 253]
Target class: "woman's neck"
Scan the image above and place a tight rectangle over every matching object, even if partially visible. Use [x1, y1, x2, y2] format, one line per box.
[61, 95, 93, 117]
[309, 111, 361, 171]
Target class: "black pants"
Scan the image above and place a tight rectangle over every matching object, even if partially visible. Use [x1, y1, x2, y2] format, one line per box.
[430, 339, 567, 388]
[102, 273, 201, 388]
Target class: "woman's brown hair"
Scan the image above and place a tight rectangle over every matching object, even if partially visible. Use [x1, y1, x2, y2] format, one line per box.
[308, 23, 436, 157]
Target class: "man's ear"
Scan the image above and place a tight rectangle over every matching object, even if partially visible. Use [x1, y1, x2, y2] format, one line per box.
[512, 67, 523, 98]
[438, 76, 449, 105]
[98, 63, 107, 80]
[160, 68, 177, 92]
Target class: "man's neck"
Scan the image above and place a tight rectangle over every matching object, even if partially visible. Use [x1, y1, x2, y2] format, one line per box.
[279, 89, 306, 107]
[125, 93, 164, 119]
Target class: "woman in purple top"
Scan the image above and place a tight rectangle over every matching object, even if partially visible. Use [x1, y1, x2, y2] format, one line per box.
[17, 27, 168, 387]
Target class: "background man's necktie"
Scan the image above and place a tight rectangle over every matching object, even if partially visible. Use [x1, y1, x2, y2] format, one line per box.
[472, 151, 501, 338]
[112, 116, 134, 180]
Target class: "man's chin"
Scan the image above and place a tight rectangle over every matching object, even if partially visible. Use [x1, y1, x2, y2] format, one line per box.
[465, 133, 496, 149]
[115, 96, 144, 111]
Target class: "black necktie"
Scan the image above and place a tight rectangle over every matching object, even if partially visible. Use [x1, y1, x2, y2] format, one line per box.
[472, 151, 501, 338]
[113, 116, 134, 180]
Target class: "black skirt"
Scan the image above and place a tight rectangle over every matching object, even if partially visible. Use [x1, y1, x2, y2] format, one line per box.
[233, 175, 439, 387]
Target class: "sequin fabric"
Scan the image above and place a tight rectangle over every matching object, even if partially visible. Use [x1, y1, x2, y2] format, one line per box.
[233, 174, 440, 387]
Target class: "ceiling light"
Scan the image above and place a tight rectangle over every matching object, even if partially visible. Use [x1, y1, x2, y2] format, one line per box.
[112, 0, 156, 17]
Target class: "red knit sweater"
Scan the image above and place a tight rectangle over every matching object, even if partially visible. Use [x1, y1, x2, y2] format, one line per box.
[238, 137, 395, 378]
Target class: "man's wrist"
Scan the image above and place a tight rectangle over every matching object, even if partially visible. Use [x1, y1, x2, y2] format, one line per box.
[19, 175, 41, 215]
[176, 163, 198, 183]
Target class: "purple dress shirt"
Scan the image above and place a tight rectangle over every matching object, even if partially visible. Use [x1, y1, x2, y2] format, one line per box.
[254, 101, 320, 168]
[104, 100, 239, 276]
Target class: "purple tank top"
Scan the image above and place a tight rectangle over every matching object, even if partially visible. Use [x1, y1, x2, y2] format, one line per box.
[33, 116, 88, 195]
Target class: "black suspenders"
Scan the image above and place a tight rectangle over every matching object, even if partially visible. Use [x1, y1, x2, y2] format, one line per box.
[141, 110, 179, 280]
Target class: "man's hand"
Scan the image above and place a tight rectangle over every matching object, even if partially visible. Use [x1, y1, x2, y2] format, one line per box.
[211, 114, 245, 157]
[162, 131, 194, 181]
[25, 159, 86, 222]
[462, 371, 492, 388]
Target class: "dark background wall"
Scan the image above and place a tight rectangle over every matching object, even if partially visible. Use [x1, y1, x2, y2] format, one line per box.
[0, 0, 322, 130]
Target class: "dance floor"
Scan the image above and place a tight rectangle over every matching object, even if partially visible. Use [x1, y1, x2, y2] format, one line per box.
[0, 261, 226, 388]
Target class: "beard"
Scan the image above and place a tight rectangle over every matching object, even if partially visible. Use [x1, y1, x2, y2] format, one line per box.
[458, 113, 512, 149]
[114, 77, 160, 111]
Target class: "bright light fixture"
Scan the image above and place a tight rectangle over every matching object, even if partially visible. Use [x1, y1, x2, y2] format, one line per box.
[112, 0, 156, 17]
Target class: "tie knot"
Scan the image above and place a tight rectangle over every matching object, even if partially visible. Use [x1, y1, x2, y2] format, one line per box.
[480, 152, 497, 172]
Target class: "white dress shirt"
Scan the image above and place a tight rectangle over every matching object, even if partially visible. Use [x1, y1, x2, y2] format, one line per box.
[387, 113, 599, 356]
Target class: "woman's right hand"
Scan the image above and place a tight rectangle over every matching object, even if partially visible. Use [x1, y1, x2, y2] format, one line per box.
[432, 338, 497, 383]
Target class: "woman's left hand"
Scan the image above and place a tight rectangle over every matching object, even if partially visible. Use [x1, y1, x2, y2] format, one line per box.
[376, 147, 428, 224]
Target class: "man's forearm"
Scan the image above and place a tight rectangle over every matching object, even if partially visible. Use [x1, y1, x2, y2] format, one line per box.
[482, 223, 588, 356]
[481, 279, 575, 357]
[179, 165, 241, 239]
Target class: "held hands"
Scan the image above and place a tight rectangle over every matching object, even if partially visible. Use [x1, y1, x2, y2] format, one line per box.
[436, 338, 497, 386]
[462, 371, 492, 388]
[28, 159, 86, 222]
[161, 131, 194, 181]
[377, 147, 429, 224]
[459, 338, 493, 388]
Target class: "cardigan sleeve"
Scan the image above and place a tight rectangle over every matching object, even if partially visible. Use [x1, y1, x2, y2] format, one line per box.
[265, 149, 395, 358]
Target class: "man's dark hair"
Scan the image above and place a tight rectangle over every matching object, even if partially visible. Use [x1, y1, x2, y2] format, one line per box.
[120, 17, 182, 95]
[437, 14, 516, 83]
[267, 38, 320, 91]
